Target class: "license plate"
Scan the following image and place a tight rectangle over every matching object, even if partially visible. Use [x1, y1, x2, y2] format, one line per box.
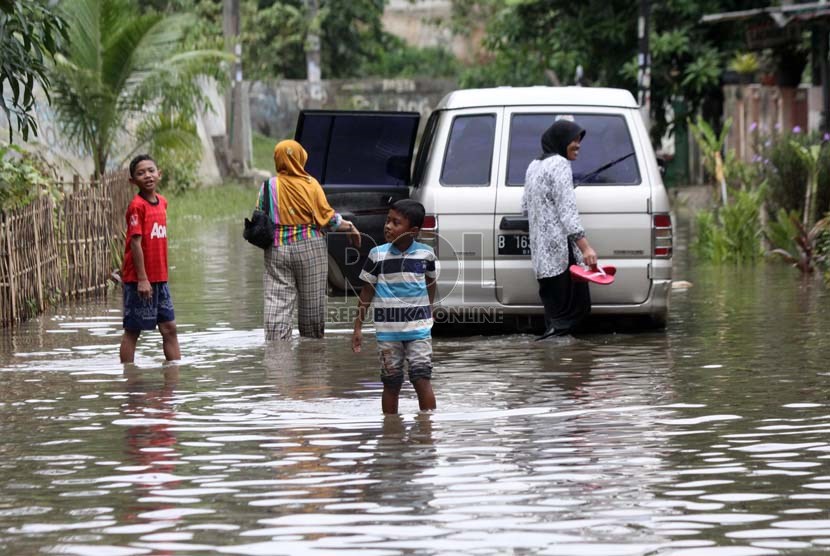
[498, 234, 531, 256]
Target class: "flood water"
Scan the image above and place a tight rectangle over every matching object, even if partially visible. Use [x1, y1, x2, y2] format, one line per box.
[1, 210, 830, 556]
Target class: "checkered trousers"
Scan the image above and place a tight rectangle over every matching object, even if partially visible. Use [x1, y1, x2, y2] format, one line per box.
[263, 236, 328, 340]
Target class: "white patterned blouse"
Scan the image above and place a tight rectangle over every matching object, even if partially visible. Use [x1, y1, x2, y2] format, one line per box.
[521, 154, 586, 279]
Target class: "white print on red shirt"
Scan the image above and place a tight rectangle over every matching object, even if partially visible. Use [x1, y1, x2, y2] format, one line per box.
[150, 222, 167, 239]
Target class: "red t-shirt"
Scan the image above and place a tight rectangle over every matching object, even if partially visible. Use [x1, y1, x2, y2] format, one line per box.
[121, 193, 169, 283]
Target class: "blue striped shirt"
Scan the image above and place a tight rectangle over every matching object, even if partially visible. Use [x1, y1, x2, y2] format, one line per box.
[359, 241, 437, 342]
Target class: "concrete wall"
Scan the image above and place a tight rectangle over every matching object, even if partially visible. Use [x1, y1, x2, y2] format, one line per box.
[0, 85, 95, 179]
[2, 82, 223, 185]
[248, 78, 458, 141]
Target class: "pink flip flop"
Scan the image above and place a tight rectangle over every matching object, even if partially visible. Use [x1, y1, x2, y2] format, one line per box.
[569, 264, 616, 285]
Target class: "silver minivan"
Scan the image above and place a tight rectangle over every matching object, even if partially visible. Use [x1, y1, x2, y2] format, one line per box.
[295, 86, 673, 327]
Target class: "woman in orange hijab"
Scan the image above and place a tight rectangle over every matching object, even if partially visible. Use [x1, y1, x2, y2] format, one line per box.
[258, 140, 361, 339]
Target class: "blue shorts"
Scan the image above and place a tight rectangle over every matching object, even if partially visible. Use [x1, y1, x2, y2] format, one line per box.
[123, 282, 175, 331]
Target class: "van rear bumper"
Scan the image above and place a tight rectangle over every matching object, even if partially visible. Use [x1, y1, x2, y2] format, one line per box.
[434, 279, 671, 320]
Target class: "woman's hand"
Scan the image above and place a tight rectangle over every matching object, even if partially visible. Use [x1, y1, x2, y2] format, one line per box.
[575, 237, 598, 267]
[338, 220, 362, 248]
[581, 246, 598, 267]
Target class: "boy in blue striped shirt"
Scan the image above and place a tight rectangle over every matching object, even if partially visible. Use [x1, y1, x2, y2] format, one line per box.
[352, 200, 437, 414]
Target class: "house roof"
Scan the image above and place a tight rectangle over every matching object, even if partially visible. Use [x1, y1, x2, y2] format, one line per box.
[702, 2, 830, 26]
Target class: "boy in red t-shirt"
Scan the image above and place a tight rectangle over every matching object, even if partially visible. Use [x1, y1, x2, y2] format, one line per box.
[119, 155, 181, 364]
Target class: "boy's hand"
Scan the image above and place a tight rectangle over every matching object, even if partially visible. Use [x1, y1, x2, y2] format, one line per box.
[137, 279, 152, 300]
[352, 328, 362, 353]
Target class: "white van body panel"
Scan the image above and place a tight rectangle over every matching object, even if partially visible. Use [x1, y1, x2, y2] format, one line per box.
[494, 106, 653, 306]
[410, 87, 672, 324]
[415, 107, 504, 308]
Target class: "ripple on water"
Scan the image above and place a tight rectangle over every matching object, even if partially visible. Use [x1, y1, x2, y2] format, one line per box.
[3, 221, 830, 554]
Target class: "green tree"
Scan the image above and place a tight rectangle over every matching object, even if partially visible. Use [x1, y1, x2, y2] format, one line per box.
[49, 0, 228, 176]
[451, 0, 769, 141]
[360, 35, 459, 78]
[241, 0, 307, 80]
[317, 0, 388, 78]
[0, 0, 66, 141]
[151, 0, 454, 80]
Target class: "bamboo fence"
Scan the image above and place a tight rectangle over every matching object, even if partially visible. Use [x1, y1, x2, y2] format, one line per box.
[0, 170, 133, 327]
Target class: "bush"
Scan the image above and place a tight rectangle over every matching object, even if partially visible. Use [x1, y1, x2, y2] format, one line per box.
[761, 133, 809, 214]
[818, 223, 830, 282]
[361, 35, 459, 78]
[816, 143, 830, 218]
[766, 208, 830, 275]
[755, 129, 830, 221]
[693, 187, 765, 263]
[0, 143, 59, 210]
[154, 146, 200, 194]
[137, 114, 203, 194]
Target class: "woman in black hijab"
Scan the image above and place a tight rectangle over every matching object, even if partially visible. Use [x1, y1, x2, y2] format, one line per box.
[541, 119, 585, 161]
[521, 119, 597, 339]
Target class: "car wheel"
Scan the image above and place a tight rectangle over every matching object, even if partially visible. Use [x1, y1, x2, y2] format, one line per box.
[327, 255, 347, 293]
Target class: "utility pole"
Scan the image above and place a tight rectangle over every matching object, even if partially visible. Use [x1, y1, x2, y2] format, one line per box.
[305, 0, 323, 110]
[637, 0, 652, 132]
[224, 0, 251, 176]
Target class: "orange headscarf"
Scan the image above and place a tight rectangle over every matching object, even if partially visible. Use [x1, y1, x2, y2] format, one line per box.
[272, 140, 336, 227]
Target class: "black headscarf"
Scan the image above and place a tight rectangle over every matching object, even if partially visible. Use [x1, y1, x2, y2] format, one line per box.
[539, 119, 586, 160]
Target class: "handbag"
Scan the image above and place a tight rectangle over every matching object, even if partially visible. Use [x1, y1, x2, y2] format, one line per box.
[243, 178, 277, 249]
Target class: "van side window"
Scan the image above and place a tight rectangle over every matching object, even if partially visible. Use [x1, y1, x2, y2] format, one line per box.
[507, 114, 641, 186]
[440, 114, 496, 187]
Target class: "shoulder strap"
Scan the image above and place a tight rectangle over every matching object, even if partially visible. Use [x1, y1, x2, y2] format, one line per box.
[270, 177, 280, 225]
[259, 180, 270, 215]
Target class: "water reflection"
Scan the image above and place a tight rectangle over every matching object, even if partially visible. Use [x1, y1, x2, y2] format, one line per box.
[1, 213, 830, 554]
[122, 364, 180, 472]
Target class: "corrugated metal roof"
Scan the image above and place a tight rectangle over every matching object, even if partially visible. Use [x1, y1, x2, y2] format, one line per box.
[702, 2, 830, 25]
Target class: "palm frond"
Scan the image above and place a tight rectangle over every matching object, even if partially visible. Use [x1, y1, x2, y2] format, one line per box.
[48, 0, 226, 174]
[768, 248, 798, 265]
[103, 13, 165, 98]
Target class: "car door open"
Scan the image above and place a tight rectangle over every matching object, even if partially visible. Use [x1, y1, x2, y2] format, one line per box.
[295, 110, 420, 292]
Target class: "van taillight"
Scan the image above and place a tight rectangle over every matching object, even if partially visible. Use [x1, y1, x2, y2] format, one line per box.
[420, 214, 438, 255]
[652, 213, 672, 258]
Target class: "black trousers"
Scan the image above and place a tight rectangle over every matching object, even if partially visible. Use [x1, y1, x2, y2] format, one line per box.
[537, 247, 591, 336]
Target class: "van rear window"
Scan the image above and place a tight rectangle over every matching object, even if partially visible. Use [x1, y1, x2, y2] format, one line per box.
[297, 112, 419, 186]
[507, 114, 641, 186]
[440, 114, 496, 187]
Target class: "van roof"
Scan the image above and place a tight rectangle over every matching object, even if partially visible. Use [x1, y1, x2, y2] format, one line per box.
[436, 86, 639, 110]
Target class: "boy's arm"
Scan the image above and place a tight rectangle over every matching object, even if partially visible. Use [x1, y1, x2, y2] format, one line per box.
[130, 235, 152, 299]
[427, 277, 436, 307]
[426, 252, 437, 309]
[352, 284, 375, 353]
